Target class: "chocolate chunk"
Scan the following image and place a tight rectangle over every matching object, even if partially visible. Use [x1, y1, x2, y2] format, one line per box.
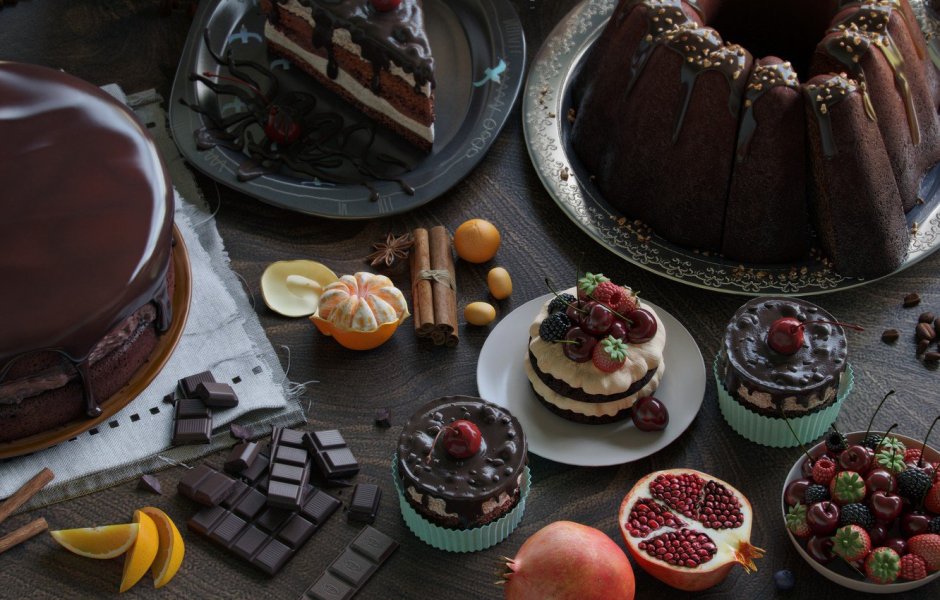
[163, 392, 177, 405]
[176, 399, 210, 418]
[186, 450, 340, 576]
[926, 352, 940, 363]
[919, 312, 936, 324]
[172, 399, 212, 445]
[266, 428, 311, 510]
[304, 430, 360, 480]
[178, 464, 236, 506]
[881, 329, 900, 343]
[137, 474, 162, 495]
[178, 370, 216, 397]
[374, 407, 392, 428]
[230, 423, 252, 441]
[916, 323, 936, 341]
[195, 381, 239, 409]
[300, 526, 398, 600]
[225, 441, 261, 475]
[348, 483, 381, 524]
[903, 293, 921, 308]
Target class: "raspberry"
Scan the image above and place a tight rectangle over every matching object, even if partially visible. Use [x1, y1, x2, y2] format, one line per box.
[538, 312, 571, 343]
[812, 457, 837, 485]
[905, 448, 923, 464]
[899, 553, 928, 581]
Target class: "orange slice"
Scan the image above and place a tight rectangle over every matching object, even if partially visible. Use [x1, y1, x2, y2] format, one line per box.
[119, 509, 159, 593]
[310, 314, 405, 350]
[139, 507, 185, 589]
[49, 523, 139, 559]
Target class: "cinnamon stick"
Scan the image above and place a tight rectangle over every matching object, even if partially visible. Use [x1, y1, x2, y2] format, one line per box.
[429, 225, 458, 346]
[410, 228, 435, 337]
[0, 467, 53, 526]
[0, 517, 48, 555]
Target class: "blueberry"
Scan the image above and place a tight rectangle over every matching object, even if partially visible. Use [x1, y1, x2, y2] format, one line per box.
[773, 569, 795, 592]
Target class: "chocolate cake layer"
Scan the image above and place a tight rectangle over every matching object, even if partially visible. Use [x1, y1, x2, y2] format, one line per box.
[532, 387, 633, 425]
[528, 347, 657, 404]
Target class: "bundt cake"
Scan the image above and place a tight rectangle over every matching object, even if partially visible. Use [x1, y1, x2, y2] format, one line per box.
[570, 0, 940, 278]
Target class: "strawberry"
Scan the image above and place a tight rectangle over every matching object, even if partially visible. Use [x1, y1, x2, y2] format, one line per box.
[925, 482, 940, 515]
[899, 553, 928, 581]
[785, 503, 811, 539]
[864, 547, 900, 584]
[812, 457, 837, 485]
[591, 336, 628, 373]
[830, 470, 866, 504]
[577, 272, 609, 297]
[832, 524, 871, 562]
[908, 534, 940, 572]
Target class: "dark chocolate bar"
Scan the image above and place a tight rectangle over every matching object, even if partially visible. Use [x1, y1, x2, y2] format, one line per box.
[304, 430, 360, 480]
[172, 399, 212, 445]
[299, 526, 398, 600]
[178, 370, 216, 397]
[138, 474, 162, 495]
[195, 381, 239, 408]
[348, 483, 381, 524]
[188, 450, 341, 575]
[267, 428, 311, 510]
[178, 464, 236, 506]
[225, 441, 261, 475]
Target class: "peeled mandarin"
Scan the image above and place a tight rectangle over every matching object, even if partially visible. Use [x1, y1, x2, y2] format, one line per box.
[139, 507, 184, 589]
[119, 510, 160, 593]
[453, 219, 501, 263]
[465, 301, 496, 326]
[49, 523, 139, 559]
[487, 267, 512, 299]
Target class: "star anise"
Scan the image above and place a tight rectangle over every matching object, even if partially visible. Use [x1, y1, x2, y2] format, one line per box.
[367, 232, 414, 268]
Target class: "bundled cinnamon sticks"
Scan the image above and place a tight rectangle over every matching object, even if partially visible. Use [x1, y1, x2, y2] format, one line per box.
[410, 226, 458, 346]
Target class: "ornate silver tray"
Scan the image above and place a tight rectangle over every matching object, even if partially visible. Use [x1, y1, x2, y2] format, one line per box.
[523, 0, 940, 295]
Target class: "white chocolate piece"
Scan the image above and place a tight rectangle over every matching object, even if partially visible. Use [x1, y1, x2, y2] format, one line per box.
[261, 260, 339, 317]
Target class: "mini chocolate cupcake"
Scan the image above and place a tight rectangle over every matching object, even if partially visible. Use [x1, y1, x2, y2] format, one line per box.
[394, 396, 529, 551]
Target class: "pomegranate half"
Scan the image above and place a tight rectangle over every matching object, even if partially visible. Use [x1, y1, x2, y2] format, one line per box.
[618, 468, 764, 591]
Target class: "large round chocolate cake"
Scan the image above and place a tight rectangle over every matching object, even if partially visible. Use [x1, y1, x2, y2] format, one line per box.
[0, 62, 176, 443]
[570, 0, 940, 278]
[397, 396, 527, 529]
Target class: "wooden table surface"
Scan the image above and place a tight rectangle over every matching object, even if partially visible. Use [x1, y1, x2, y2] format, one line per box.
[3, 1, 940, 598]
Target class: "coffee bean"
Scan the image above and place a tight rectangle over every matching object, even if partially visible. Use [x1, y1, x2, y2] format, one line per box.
[881, 329, 900, 343]
[919, 312, 936, 323]
[925, 352, 940, 364]
[918, 339, 931, 355]
[935, 317, 940, 332]
[904, 293, 921, 308]
[916, 323, 936, 341]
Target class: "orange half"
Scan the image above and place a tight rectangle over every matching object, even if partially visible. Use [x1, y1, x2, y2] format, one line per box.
[140, 507, 184, 589]
[119, 510, 159, 593]
[310, 313, 407, 350]
[49, 523, 138, 559]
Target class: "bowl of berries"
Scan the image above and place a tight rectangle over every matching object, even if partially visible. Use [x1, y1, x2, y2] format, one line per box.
[781, 407, 940, 592]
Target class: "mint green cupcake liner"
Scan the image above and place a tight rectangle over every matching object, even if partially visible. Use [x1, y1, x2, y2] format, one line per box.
[714, 356, 854, 448]
[391, 454, 530, 552]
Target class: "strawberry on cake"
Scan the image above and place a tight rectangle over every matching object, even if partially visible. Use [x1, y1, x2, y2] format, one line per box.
[524, 273, 666, 424]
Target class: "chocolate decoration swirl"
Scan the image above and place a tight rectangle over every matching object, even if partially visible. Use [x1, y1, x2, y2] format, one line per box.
[0, 62, 174, 416]
[397, 396, 527, 528]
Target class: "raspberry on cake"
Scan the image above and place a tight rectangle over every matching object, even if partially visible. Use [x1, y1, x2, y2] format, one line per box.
[260, 0, 435, 152]
[525, 278, 667, 424]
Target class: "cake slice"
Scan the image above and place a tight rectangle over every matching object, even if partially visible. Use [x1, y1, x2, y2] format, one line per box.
[260, 0, 435, 152]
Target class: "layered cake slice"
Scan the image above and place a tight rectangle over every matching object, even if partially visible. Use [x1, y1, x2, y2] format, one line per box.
[261, 0, 435, 152]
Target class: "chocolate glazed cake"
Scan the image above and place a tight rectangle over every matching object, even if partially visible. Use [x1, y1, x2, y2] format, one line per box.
[397, 397, 527, 529]
[718, 297, 848, 418]
[0, 62, 176, 444]
[260, 0, 435, 152]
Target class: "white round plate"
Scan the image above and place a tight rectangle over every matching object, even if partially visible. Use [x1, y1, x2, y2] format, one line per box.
[476, 293, 706, 466]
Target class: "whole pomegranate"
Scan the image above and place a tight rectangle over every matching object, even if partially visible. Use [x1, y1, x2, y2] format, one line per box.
[619, 468, 764, 591]
[500, 521, 635, 599]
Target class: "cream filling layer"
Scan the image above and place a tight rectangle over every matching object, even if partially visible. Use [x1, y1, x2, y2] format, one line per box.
[406, 472, 522, 518]
[527, 288, 666, 396]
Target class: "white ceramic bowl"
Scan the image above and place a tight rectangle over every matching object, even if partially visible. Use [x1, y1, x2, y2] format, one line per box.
[781, 431, 940, 593]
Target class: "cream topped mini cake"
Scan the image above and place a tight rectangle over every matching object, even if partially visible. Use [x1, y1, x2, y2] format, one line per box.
[524, 274, 666, 424]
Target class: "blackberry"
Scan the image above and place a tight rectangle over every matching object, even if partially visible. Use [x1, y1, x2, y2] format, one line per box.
[804, 484, 830, 504]
[548, 293, 576, 314]
[897, 467, 932, 502]
[861, 433, 883, 450]
[538, 312, 571, 342]
[839, 503, 874, 530]
[825, 429, 847, 454]
[930, 516, 940, 534]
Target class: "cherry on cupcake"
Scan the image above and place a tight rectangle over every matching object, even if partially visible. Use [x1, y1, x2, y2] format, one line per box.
[766, 317, 863, 355]
[441, 420, 482, 459]
[371, 0, 402, 11]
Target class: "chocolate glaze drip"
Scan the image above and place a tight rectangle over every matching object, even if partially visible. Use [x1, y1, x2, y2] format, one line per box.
[736, 60, 800, 162]
[720, 298, 847, 415]
[397, 397, 527, 528]
[804, 74, 859, 158]
[622, 1, 697, 98]
[275, 0, 434, 94]
[830, 3, 921, 145]
[0, 62, 174, 417]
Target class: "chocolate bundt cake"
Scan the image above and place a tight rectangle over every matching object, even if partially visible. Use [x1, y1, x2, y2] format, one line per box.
[570, 0, 940, 278]
[0, 62, 176, 444]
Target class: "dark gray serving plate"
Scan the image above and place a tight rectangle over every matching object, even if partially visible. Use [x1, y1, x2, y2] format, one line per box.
[169, 0, 525, 219]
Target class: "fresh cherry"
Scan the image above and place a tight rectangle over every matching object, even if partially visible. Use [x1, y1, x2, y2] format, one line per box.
[869, 491, 903, 523]
[631, 397, 669, 431]
[901, 511, 932, 537]
[608, 320, 629, 341]
[582, 302, 614, 336]
[805, 535, 836, 564]
[371, 0, 402, 11]
[865, 468, 898, 494]
[441, 420, 482, 459]
[264, 105, 301, 145]
[785, 479, 812, 507]
[838, 444, 873, 474]
[565, 302, 582, 325]
[801, 456, 815, 479]
[884, 537, 907, 556]
[869, 523, 889, 547]
[806, 501, 840, 535]
[562, 327, 597, 363]
[625, 308, 657, 343]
